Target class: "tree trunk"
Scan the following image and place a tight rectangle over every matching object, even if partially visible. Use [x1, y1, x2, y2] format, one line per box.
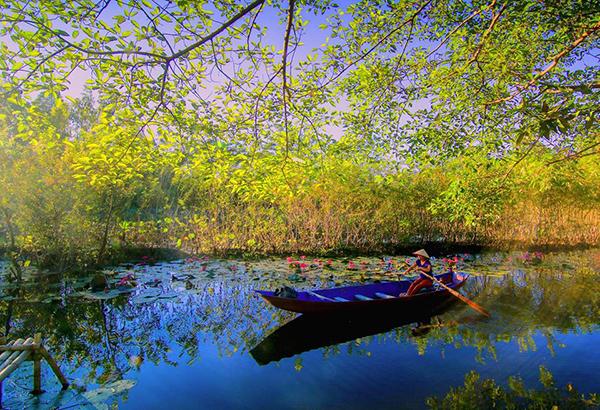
[98, 189, 116, 264]
[1, 207, 16, 250]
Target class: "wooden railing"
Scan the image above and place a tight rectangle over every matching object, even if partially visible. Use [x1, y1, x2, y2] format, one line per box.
[0, 333, 69, 404]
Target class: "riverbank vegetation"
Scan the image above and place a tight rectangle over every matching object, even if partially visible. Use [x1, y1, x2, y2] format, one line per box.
[1, 94, 598, 268]
[0, 0, 598, 268]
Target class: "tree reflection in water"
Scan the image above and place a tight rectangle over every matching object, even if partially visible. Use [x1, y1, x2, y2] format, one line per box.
[427, 366, 599, 409]
[0, 251, 598, 407]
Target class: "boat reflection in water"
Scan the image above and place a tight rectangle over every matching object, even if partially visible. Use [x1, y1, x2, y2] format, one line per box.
[250, 300, 460, 365]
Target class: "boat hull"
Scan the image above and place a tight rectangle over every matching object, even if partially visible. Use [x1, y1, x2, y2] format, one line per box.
[255, 272, 468, 314]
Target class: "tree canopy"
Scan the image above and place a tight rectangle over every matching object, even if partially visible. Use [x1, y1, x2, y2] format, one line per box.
[0, 0, 599, 265]
[1, 0, 598, 165]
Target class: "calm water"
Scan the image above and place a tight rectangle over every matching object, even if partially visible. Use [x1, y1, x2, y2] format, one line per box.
[1, 250, 599, 409]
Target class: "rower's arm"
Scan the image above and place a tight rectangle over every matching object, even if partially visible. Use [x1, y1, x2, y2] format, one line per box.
[403, 262, 417, 275]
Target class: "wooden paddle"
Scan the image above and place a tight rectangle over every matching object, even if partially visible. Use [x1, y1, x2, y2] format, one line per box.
[419, 271, 491, 317]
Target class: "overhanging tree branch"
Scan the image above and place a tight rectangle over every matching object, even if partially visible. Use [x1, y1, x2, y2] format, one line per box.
[167, 0, 266, 61]
[1, 0, 266, 98]
[467, 2, 507, 65]
[282, 0, 296, 156]
[486, 21, 600, 105]
[547, 141, 600, 165]
[4, 45, 71, 96]
[426, 0, 497, 59]
[321, 0, 432, 89]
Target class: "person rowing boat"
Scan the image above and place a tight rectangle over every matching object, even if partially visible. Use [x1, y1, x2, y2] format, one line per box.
[401, 249, 433, 296]
[398, 249, 491, 316]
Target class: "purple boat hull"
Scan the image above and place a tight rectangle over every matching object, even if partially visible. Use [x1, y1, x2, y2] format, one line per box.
[255, 272, 468, 314]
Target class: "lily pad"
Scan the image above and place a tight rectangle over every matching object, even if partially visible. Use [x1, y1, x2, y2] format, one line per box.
[73, 289, 129, 300]
[82, 379, 137, 409]
[157, 291, 179, 300]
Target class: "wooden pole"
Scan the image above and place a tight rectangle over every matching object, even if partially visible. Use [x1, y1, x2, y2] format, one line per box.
[0, 338, 24, 362]
[0, 335, 69, 392]
[0, 345, 39, 352]
[31, 334, 43, 395]
[0, 336, 8, 409]
[0, 350, 32, 382]
[39, 348, 69, 389]
[0, 338, 32, 374]
[421, 272, 491, 317]
[32, 357, 42, 394]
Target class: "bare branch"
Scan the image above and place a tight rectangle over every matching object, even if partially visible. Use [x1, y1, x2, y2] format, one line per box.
[486, 20, 600, 105]
[540, 81, 600, 94]
[282, 0, 296, 156]
[501, 135, 540, 184]
[114, 61, 171, 165]
[467, 2, 507, 65]
[93, 0, 113, 22]
[167, 0, 266, 61]
[366, 20, 415, 127]
[137, 2, 176, 56]
[426, 0, 497, 59]
[246, 1, 265, 68]
[321, 0, 432, 89]
[3, 45, 71, 97]
[253, 67, 282, 141]
[547, 141, 600, 165]
[0, 17, 166, 59]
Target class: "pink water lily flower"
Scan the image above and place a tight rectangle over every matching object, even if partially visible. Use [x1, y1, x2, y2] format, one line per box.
[118, 274, 134, 287]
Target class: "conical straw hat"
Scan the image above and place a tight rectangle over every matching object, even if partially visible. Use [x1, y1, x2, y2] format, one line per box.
[412, 249, 430, 258]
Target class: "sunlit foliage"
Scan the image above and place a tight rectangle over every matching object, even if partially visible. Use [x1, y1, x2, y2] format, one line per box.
[0, 1, 598, 265]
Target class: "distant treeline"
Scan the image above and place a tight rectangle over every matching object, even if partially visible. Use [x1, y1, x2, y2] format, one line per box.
[1, 96, 598, 269]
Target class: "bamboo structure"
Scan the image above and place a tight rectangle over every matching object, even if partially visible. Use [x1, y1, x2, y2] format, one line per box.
[0, 333, 68, 405]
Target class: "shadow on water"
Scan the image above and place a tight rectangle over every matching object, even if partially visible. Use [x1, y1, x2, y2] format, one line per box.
[250, 299, 470, 365]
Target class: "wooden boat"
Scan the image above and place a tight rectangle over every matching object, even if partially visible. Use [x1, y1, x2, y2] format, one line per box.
[255, 272, 468, 314]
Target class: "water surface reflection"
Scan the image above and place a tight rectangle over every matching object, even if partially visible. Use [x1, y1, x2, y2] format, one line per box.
[0, 251, 598, 408]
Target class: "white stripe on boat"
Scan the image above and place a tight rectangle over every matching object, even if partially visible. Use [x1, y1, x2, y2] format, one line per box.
[354, 294, 373, 301]
[374, 292, 395, 299]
